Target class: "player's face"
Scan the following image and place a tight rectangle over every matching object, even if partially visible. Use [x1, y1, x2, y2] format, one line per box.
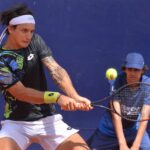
[125, 68, 144, 84]
[8, 23, 35, 49]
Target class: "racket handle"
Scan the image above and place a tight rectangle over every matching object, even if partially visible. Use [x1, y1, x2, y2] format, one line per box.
[108, 80, 115, 94]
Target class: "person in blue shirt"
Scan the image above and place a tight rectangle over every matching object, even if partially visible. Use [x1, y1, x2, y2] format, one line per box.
[87, 52, 150, 150]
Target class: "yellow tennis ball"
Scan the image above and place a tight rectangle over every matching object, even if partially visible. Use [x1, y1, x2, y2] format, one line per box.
[105, 68, 118, 80]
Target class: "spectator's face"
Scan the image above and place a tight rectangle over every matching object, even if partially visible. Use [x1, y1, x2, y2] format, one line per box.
[125, 68, 144, 84]
[8, 23, 35, 49]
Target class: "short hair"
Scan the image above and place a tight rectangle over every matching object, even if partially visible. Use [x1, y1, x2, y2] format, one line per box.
[0, 4, 33, 26]
[121, 64, 149, 73]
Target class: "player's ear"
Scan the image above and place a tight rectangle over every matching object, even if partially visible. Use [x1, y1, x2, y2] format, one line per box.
[7, 25, 16, 34]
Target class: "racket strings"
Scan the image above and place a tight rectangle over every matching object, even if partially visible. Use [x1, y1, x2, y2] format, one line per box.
[92, 82, 150, 122]
[112, 83, 150, 121]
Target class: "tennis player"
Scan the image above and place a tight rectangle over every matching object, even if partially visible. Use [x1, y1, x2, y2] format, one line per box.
[87, 52, 150, 150]
[0, 4, 92, 150]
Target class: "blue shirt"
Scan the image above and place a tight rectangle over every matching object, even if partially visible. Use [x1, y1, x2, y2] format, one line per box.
[98, 73, 150, 137]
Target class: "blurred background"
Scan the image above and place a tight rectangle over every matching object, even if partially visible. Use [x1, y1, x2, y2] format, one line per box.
[1, 0, 150, 149]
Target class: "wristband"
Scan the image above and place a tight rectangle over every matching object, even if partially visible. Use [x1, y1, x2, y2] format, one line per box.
[44, 91, 60, 103]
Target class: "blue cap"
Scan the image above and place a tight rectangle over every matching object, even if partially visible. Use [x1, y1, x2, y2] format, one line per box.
[124, 52, 145, 69]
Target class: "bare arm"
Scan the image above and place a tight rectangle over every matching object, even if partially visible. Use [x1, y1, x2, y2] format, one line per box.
[7, 81, 46, 104]
[42, 56, 92, 109]
[130, 105, 150, 150]
[111, 101, 130, 150]
[7, 81, 80, 111]
[42, 56, 79, 98]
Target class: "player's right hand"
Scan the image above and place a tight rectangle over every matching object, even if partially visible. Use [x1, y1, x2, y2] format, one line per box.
[57, 95, 86, 111]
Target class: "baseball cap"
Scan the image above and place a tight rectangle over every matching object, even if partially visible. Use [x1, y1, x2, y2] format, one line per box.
[124, 52, 145, 69]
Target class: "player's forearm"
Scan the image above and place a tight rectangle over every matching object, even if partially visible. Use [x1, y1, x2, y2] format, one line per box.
[111, 102, 127, 145]
[112, 113, 127, 145]
[7, 82, 60, 104]
[54, 68, 78, 98]
[9, 86, 44, 104]
[133, 105, 150, 147]
[132, 121, 148, 148]
[42, 56, 79, 98]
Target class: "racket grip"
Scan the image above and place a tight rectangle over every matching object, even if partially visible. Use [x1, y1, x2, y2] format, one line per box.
[108, 80, 115, 95]
[91, 101, 97, 106]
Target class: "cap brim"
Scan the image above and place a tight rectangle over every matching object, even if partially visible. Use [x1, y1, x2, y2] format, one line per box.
[125, 64, 143, 69]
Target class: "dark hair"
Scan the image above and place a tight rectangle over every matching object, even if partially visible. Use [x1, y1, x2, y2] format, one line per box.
[121, 64, 149, 73]
[0, 4, 33, 26]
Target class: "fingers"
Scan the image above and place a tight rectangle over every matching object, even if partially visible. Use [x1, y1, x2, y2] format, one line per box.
[74, 96, 93, 110]
[57, 95, 93, 111]
[61, 104, 78, 111]
[57, 95, 80, 111]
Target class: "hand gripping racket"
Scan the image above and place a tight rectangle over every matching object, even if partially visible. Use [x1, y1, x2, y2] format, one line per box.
[91, 82, 150, 122]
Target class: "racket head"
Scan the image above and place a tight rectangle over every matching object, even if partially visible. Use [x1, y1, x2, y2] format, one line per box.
[92, 82, 150, 122]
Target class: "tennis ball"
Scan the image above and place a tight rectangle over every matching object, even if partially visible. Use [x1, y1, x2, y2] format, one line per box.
[105, 68, 118, 80]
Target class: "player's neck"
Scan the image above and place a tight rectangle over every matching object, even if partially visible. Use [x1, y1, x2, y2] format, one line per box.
[3, 40, 19, 50]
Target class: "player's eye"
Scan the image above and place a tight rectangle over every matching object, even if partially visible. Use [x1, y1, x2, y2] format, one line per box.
[21, 29, 28, 33]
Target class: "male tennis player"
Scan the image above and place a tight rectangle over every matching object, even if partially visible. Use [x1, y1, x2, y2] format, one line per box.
[0, 4, 92, 150]
[87, 52, 150, 150]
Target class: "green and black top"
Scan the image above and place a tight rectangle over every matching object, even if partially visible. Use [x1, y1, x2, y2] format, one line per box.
[0, 34, 57, 121]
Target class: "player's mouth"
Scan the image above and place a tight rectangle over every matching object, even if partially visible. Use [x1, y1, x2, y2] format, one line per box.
[24, 40, 30, 44]
[22, 40, 30, 45]
[129, 77, 138, 82]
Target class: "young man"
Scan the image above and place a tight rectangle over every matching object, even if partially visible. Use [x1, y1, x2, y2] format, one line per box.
[0, 4, 92, 150]
[87, 52, 150, 150]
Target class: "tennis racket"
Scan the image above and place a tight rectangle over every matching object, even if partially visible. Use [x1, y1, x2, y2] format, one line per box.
[91, 82, 150, 122]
